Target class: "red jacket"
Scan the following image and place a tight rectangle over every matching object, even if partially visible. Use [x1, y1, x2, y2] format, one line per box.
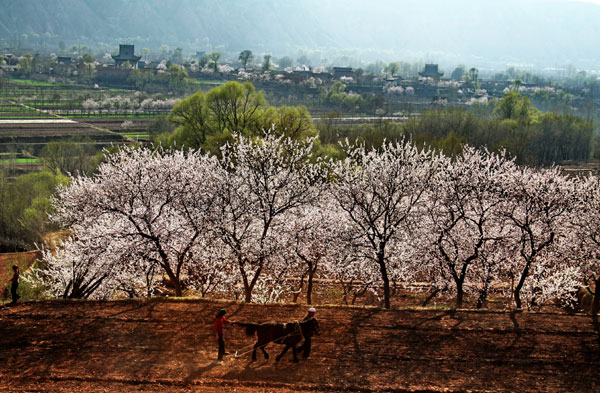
[213, 316, 229, 335]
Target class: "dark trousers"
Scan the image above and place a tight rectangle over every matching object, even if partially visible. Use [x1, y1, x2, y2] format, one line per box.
[217, 333, 225, 360]
[300, 336, 311, 358]
[10, 282, 19, 303]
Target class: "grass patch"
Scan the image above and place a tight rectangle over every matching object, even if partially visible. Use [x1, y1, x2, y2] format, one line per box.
[0, 106, 34, 112]
[0, 158, 42, 164]
[190, 80, 225, 86]
[9, 78, 62, 87]
[66, 113, 159, 119]
[402, 304, 453, 311]
[122, 133, 150, 138]
[316, 289, 345, 297]
[8, 78, 92, 89]
[23, 102, 83, 109]
[0, 116, 56, 119]
[108, 88, 132, 93]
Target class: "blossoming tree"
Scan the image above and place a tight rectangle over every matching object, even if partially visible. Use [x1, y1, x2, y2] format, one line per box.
[570, 175, 600, 314]
[497, 165, 576, 309]
[420, 147, 517, 308]
[331, 140, 442, 309]
[47, 146, 221, 297]
[212, 129, 326, 302]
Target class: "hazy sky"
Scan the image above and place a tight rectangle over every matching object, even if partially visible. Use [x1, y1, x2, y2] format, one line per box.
[567, 0, 600, 4]
[3, 0, 600, 70]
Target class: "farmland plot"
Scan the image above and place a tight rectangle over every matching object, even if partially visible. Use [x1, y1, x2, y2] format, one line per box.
[0, 299, 598, 392]
[0, 119, 127, 154]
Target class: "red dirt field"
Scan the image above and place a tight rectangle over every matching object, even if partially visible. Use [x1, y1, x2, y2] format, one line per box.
[0, 299, 599, 392]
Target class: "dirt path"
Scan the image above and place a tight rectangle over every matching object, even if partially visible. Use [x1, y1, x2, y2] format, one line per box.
[0, 299, 598, 392]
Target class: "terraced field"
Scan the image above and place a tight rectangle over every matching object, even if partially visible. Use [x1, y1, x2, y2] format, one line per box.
[80, 117, 155, 141]
[0, 119, 127, 153]
[0, 80, 161, 164]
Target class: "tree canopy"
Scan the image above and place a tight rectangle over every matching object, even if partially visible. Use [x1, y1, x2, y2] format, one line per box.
[494, 91, 540, 124]
[0, 170, 69, 252]
[163, 81, 317, 154]
[238, 50, 253, 70]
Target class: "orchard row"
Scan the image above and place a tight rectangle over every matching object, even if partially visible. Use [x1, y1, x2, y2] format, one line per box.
[36, 129, 600, 311]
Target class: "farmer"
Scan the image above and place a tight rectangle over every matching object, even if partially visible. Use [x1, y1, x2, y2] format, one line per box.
[213, 308, 232, 361]
[298, 307, 317, 358]
[10, 265, 20, 305]
[302, 307, 316, 322]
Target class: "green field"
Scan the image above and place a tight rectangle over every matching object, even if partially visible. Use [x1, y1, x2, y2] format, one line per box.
[0, 115, 54, 119]
[190, 80, 225, 87]
[9, 78, 88, 88]
[122, 133, 150, 138]
[1, 79, 175, 120]
[0, 105, 35, 112]
[0, 158, 42, 164]
[66, 113, 158, 119]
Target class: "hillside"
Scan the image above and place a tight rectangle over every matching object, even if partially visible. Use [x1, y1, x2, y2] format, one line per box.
[0, 251, 39, 293]
[2, 0, 600, 67]
[1, 299, 599, 392]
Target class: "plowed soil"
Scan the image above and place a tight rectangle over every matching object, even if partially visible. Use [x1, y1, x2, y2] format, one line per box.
[0, 299, 598, 392]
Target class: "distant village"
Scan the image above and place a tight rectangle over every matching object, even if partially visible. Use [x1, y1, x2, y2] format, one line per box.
[2, 42, 597, 122]
[2, 44, 545, 107]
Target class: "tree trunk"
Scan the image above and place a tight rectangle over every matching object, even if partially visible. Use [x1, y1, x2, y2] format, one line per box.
[292, 274, 305, 303]
[592, 279, 600, 316]
[307, 272, 314, 305]
[238, 254, 259, 303]
[477, 287, 488, 309]
[243, 261, 263, 303]
[514, 284, 523, 310]
[174, 281, 182, 297]
[514, 270, 528, 310]
[306, 262, 317, 305]
[169, 274, 182, 296]
[378, 250, 391, 309]
[513, 259, 533, 310]
[163, 265, 182, 297]
[477, 275, 492, 309]
[455, 279, 464, 309]
[340, 280, 350, 305]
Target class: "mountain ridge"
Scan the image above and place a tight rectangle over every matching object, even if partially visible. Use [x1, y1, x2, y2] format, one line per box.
[1, 0, 600, 67]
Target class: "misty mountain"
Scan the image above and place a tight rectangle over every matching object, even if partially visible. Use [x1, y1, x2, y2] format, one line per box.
[2, 0, 600, 68]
